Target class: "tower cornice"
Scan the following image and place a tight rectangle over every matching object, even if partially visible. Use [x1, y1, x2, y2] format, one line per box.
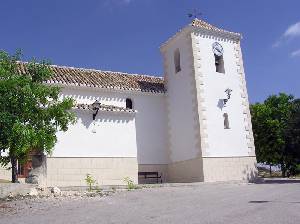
[160, 19, 241, 52]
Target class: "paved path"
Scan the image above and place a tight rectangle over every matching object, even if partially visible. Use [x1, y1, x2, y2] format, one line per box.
[1, 181, 300, 224]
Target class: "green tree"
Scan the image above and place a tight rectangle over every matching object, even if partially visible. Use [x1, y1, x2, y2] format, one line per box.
[0, 51, 76, 183]
[250, 93, 300, 177]
[284, 99, 300, 176]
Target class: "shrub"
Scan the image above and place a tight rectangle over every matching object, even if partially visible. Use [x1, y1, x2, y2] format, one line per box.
[85, 174, 96, 191]
[123, 177, 137, 190]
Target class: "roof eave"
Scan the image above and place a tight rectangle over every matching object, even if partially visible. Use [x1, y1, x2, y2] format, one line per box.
[191, 26, 242, 42]
[160, 26, 193, 52]
[46, 82, 167, 96]
[160, 22, 242, 52]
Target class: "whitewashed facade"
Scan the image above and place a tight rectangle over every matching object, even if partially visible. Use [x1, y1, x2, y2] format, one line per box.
[0, 19, 257, 186]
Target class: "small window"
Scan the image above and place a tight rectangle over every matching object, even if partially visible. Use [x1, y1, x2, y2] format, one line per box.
[126, 98, 133, 109]
[215, 54, 225, 73]
[223, 113, 230, 129]
[174, 48, 181, 73]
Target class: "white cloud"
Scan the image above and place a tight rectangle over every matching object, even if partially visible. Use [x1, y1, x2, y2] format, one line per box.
[122, 0, 132, 4]
[273, 21, 300, 48]
[291, 49, 300, 57]
[272, 40, 281, 48]
[284, 22, 300, 38]
[113, 0, 133, 5]
[103, 0, 133, 7]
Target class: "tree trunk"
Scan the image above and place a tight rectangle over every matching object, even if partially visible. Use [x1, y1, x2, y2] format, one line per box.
[11, 157, 18, 183]
[281, 162, 286, 178]
[269, 164, 272, 177]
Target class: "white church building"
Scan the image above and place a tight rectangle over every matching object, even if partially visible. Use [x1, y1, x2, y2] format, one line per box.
[0, 19, 257, 186]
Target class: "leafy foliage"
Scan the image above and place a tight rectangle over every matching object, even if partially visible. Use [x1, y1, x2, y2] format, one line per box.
[251, 93, 300, 177]
[123, 177, 138, 190]
[85, 174, 96, 191]
[0, 50, 76, 182]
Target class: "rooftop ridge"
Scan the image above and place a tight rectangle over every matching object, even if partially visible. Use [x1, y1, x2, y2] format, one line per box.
[49, 64, 163, 80]
[16, 61, 166, 94]
[18, 61, 163, 80]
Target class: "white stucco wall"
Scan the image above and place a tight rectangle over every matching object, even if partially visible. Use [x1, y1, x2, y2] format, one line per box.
[161, 28, 252, 162]
[53, 88, 168, 164]
[193, 33, 250, 157]
[133, 94, 168, 165]
[162, 32, 200, 162]
[53, 110, 137, 157]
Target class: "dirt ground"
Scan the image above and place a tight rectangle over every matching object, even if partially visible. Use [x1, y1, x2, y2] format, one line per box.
[1, 180, 300, 224]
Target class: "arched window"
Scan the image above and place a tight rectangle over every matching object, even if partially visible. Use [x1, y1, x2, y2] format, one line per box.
[215, 54, 225, 74]
[126, 98, 133, 109]
[174, 48, 181, 73]
[223, 113, 230, 129]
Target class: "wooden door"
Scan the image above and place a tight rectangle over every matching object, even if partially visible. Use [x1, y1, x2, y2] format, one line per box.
[17, 159, 32, 178]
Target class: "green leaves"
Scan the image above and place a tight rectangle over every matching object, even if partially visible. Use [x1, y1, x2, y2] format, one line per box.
[0, 50, 76, 171]
[251, 93, 300, 176]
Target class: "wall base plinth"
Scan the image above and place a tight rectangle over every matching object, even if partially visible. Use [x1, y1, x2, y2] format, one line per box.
[46, 157, 138, 187]
[203, 156, 258, 182]
[167, 157, 204, 183]
[138, 164, 168, 183]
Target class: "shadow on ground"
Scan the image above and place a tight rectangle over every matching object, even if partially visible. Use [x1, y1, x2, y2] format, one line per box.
[258, 179, 300, 184]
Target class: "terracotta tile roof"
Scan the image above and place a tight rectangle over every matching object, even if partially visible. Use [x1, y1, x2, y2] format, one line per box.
[191, 19, 241, 37]
[76, 103, 135, 113]
[17, 63, 165, 94]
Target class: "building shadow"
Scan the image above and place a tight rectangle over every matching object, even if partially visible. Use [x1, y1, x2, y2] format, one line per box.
[249, 200, 300, 204]
[137, 80, 165, 93]
[248, 200, 270, 203]
[256, 179, 300, 184]
[241, 165, 300, 185]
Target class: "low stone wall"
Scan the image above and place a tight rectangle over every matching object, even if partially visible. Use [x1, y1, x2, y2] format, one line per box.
[167, 157, 204, 183]
[46, 157, 138, 187]
[0, 183, 36, 198]
[0, 165, 11, 181]
[202, 156, 258, 182]
[2, 157, 257, 186]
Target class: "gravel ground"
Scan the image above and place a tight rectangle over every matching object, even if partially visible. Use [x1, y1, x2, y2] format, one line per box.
[1, 181, 300, 224]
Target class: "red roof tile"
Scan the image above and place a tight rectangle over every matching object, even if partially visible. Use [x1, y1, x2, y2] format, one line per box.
[17, 63, 165, 94]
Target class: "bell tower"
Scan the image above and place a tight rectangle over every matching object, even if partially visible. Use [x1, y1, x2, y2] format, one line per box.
[160, 19, 257, 182]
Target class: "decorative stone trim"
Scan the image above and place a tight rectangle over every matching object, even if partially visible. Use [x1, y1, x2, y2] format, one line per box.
[186, 36, 204, 158]
[191, 19, 241, 38]
[49, 83, 166, 96]
[234, 44, 256, 156]
[189, 32, 210, 157]
[161, 50, 173, 163]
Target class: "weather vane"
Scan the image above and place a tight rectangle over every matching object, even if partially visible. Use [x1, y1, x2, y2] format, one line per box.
[188, 9, 202, 19]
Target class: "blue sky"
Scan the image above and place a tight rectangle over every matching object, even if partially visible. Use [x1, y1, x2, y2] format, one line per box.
[0, 0, 299, 102]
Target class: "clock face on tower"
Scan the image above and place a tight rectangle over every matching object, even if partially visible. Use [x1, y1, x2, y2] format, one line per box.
[212, 42, 224, 57]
